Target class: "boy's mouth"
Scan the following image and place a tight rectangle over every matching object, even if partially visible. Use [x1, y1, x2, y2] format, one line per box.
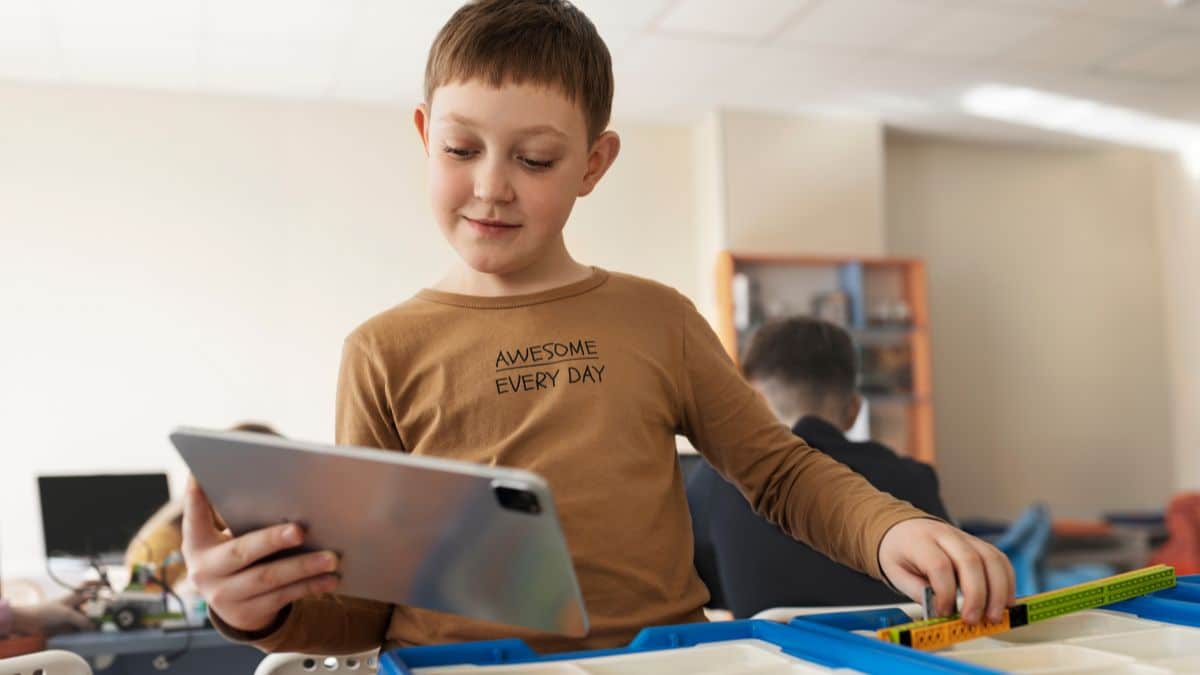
[464, 216, 522, 234]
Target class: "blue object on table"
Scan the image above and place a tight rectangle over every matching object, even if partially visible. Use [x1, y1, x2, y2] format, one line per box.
[787, 607, 913, 632]
[991, 503, 1053, 596]
[990, 503, 1116, 595]
[379, 619, 1003, 674]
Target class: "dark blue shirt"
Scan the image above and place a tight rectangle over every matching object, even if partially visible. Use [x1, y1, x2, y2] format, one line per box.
[687, 415, 952, 617]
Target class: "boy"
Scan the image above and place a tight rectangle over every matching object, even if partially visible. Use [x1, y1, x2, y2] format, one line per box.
[690, 317, 953, 616]
[182, 0, 1014, 655]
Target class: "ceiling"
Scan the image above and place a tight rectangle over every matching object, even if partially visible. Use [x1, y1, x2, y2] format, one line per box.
[2, 0, 1199, 144]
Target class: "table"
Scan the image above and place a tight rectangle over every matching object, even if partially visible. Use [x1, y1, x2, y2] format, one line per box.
[48, 628, 263, 674]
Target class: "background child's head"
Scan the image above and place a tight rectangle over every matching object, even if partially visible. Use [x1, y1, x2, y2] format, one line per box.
[414, 0, 621, 278]
[742, 317, 863, 431]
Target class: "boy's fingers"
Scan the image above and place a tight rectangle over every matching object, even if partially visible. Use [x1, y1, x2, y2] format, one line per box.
[972, 540, 1013, 623]
[182, 478, 221, 550]
[207, 523, 305, 578]
[241, 573, 340, 622]
[221, 551, 340, 602]
[883, 563, 929, 607]
[937, 533, 986, 623]
[914, 546, 957, 618]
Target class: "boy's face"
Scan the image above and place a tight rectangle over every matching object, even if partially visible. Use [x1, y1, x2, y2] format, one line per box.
[415, 80, 618, 277]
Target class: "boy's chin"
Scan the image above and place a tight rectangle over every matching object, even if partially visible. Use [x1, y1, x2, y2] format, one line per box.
[458, 251, 531, 277]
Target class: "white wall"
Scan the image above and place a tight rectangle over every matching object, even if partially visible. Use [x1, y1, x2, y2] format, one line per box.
[1153, 154, 1200, 492]
[0, 81, 695, 578]
[721, 109, 885, 256]
[886, 135, 1175, 519]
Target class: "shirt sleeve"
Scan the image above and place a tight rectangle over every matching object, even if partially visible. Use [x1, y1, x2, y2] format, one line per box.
[213, 335, 397, 654]
[675, 297, 931, 580]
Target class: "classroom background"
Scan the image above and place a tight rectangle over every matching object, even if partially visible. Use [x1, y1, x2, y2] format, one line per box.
[1, 0, 1199, 641]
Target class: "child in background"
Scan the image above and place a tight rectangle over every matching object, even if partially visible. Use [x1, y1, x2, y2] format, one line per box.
[181, 0, 1014, 655]
[690, 317, 954, 616]
[0, 591, 93, 639]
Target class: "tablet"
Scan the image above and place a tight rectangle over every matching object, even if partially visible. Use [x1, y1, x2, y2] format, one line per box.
[169, 427, 588, 637]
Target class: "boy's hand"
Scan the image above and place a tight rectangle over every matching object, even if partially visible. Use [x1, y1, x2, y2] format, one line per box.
[878, 519, 1015, 625]
[181, 478, 341, 633]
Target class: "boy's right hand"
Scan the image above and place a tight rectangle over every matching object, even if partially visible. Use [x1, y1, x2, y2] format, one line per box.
[181, 478, 342, 633]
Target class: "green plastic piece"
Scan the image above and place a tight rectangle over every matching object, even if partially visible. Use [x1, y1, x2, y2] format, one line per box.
[1024, 566, 1175, 623]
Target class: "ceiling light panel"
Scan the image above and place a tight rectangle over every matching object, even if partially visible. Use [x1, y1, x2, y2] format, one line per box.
[657, 0, 810, 41]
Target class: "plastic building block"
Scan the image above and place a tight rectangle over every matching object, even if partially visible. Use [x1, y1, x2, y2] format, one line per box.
[877, 565, 1176, 651]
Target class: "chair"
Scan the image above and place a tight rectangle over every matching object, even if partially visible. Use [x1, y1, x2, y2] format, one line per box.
[1150, 493, 1200, 575]
[0, 650, 92, 675]
[254, 650, 379, 675]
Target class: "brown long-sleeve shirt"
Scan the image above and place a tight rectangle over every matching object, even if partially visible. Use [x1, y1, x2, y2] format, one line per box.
[215, 268, 928, 654]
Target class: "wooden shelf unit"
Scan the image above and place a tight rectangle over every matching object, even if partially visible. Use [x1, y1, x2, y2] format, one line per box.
[715, 251, 936, 464]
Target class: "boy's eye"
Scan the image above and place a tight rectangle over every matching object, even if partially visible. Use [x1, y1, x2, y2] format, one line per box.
[442, 145, 475, 159]
[518, 156, 554, 170]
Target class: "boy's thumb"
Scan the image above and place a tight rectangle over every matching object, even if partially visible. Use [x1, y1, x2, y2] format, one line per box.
[182, 477, 220, 546]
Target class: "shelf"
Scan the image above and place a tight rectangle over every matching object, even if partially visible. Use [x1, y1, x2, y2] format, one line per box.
[716, 250, 936, 464]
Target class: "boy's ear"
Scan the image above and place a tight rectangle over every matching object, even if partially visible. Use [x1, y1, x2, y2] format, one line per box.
[843, 394, 864, 433]
[578, 130, 621, 197]
[414, 103, 431, 155]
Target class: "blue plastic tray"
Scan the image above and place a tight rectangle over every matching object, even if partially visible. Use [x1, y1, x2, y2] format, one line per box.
[379, 574, 1200, 674]
[380, 618, 1000, 674]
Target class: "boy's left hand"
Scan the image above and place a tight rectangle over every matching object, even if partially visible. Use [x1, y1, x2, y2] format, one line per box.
[879, 519, 1015, 625]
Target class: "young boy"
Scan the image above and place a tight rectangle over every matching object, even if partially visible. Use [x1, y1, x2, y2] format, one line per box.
[689, 317, 953, 616]
[182, 0, 1014, 655]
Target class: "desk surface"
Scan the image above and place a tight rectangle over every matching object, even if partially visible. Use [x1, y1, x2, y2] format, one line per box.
[48, 628, 237, 657]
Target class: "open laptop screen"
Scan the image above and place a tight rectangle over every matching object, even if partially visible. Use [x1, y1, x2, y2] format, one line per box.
[38, 473, 170, 562]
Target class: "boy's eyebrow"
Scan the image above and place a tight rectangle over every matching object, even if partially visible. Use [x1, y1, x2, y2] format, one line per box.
[438, 113, 568, 140]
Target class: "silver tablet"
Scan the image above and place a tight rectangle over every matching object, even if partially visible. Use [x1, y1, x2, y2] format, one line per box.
[169, 427, 588, 637]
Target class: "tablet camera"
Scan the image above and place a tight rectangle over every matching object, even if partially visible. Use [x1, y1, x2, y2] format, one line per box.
[494, 485, 542, 515]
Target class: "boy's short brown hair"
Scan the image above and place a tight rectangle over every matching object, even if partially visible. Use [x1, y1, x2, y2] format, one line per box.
[424, 0, 614, 143]
[742, 316, 860, 403]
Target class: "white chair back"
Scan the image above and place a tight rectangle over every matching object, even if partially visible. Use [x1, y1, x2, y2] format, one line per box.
[254, 650, 379, 675]
[0, 649, 92, 675]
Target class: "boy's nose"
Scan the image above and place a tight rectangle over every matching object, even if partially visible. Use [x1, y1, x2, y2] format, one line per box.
[474, 161, 515, 205]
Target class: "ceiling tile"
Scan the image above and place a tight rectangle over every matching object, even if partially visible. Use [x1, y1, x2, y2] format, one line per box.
[1098, 32, 1200, 81]
[571, 0, 675, 32]
[202, 0, 353, 42]
[657, 0, 809, 41]
[0, 45, 62, 81]
[50, 0, 200, 36]
[329, 0, 448, 103]
[953, 0, 1089, 9]
[1001, 17, 1154, 70]
[901, 6, 1056, 58]
[0, 0, 49, 48]
[201, 38, 339, 98]
[60, 39, 200, 90]
[777, 0, 943, 51]
[1075, 0, 1200, 28]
